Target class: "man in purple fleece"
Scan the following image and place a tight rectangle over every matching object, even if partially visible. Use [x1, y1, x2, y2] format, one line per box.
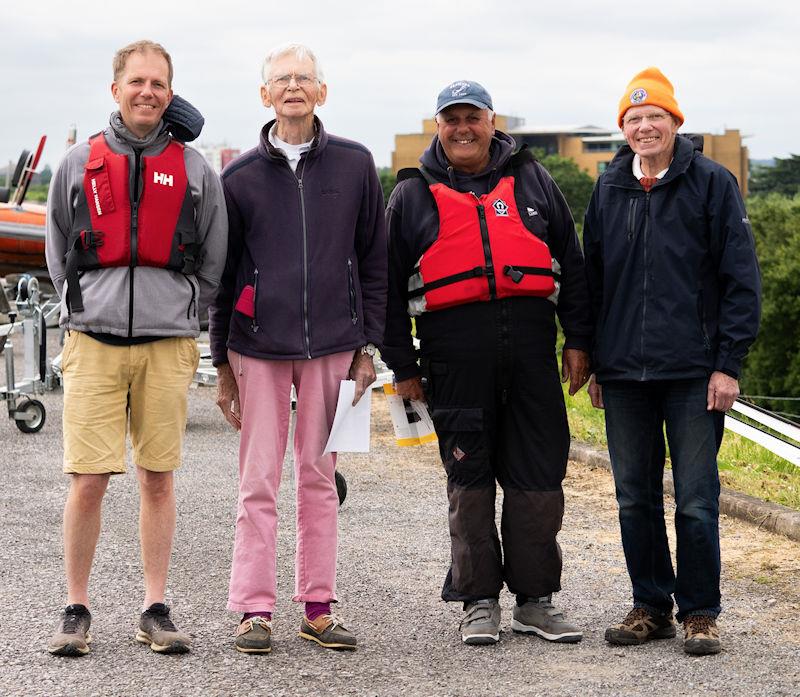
[208, 43, 386, 654]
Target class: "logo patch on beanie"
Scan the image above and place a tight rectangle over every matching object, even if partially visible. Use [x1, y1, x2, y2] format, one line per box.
[630, 88, 647, 104]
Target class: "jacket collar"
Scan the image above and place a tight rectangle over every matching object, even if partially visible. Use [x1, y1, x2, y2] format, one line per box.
[106, 111, 171, 154]
[258, 115, 327, 163]
[603, 134, 698, 190]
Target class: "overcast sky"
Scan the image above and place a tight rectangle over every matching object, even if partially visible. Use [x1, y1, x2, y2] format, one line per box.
[2, 0, 798, 172]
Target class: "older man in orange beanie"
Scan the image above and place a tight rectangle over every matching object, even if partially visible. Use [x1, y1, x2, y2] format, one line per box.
[583, 67, 761, 656]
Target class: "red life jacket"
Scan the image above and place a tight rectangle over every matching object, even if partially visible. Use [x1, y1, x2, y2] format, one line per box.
[406, 170, 559, 316]
[65, 134, 198, 312]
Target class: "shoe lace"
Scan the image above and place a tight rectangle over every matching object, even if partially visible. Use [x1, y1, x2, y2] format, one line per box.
[622, 608, 651, 626]
[147, 609, 178, 632]
[685, 615, 714, 634]
[319, 613, 343, 630]
[62, 612, 83, 634]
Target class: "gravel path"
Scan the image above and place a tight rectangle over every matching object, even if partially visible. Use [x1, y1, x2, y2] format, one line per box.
[1, 383, 799, 696]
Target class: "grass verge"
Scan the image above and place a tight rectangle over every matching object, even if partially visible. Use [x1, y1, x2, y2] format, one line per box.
[563, 383, 800, 511]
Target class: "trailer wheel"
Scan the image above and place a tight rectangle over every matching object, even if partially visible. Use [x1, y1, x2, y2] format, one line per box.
[15, 399, 46, 433]
[335, 470, 347, 506]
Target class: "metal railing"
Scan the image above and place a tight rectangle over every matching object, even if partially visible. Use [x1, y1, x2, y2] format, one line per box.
[726, 400, 800, 467]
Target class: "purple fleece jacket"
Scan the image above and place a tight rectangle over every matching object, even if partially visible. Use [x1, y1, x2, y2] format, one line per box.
[208, 118, 387, 365]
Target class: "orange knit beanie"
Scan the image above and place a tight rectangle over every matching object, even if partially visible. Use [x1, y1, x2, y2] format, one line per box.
[617, 67, 684, 127]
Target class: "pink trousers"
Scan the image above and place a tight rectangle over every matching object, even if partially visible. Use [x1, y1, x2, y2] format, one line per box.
[227, 349, 353, 613]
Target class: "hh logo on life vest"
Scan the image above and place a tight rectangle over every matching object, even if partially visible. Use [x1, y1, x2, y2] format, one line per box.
[153, 171, 174, 187]
[492, 199, 509, 217]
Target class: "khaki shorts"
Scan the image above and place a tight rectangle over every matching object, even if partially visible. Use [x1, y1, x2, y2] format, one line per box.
[61, 331, 200, 474]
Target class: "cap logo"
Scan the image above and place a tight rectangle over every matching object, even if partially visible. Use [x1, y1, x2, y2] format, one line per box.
[630, 88, 647, 104]
[449, 81, 470, 97]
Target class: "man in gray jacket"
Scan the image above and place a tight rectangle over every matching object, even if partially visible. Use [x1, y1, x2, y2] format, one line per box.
[44, 39, 227, 656]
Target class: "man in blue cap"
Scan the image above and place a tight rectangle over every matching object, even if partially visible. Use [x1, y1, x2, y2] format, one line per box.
[382, 81, 592, 645]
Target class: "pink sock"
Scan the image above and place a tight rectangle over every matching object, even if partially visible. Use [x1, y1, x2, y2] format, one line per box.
[243, 611, 271, 621]
[305, 602, 331, 621]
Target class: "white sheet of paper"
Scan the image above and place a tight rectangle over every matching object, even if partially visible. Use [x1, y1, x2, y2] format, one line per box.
[323, 380, 372, 454]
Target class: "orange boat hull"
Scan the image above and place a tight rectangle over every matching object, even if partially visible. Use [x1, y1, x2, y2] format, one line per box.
[0, 202, 47, 274]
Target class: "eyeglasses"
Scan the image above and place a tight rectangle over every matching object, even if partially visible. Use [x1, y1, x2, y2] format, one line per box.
[623, 112, 671, 127]
[268, 73, 318, 88]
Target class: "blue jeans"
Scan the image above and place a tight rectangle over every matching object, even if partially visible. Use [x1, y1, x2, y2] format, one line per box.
[602, 378, 723, 622]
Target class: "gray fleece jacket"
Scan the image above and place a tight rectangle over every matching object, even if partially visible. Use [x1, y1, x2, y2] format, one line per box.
[46, 113, 228, 337]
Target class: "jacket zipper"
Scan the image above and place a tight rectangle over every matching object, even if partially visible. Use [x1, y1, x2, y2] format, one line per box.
[251, 268, 260, 333]
[183, 275, 197, 320]
[295, 160, 312, 358]
[347, 258, 357, 325]
[698, 288, 711, 351]
[627, 198, 637, 241]
[128, 150, 143, 338]
[472, 195, 496, 299]
[640, 192, 650, 380]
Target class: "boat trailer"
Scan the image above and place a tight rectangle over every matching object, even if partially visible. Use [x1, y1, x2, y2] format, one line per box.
[1, 274, 60, 432]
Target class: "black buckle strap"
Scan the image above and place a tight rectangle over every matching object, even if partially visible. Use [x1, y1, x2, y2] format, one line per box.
[180, 242, 200, 275]
[79, 229, 104, 251]
[503, 265, 560, 284]
[408, 266, 486, 299]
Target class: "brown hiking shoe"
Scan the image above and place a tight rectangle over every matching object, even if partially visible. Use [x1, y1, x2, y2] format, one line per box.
[48, 604, 92, 657]
[235, 616, 272, 654]
[605, 607, 676, 645]
[683, 615, 721, 655]
[135, 603, 191, 654]
[299, 614, 357, 650]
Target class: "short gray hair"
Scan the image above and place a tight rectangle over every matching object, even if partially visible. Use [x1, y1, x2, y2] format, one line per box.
[261, 43, 325, 84]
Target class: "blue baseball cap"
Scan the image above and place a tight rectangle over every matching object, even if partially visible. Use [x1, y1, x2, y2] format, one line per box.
[435, 80, 493, 115]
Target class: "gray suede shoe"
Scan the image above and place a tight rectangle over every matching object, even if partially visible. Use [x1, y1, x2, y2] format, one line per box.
[511, 596, 583, 643]
[460, 599, 501, 645]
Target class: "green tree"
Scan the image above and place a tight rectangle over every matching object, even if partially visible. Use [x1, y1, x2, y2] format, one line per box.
[535, 151, 595, 224]
[740, 193, 800, 418]
[39, 164, 53, 186]
[379, 167, 397, 203]
[750, 155, 800, 197]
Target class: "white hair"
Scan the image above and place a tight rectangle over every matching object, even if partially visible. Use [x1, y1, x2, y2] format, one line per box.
[261, 43, 325, 84]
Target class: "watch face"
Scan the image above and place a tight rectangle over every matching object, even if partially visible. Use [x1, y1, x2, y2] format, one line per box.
[362, 343, 377, 356]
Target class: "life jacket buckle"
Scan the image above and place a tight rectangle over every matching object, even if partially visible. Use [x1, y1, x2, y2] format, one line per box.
[504, 265, 524, 283]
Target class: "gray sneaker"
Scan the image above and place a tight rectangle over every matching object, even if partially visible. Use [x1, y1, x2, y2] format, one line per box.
[136, 603, 191, 654]
[48, 604, 92, 657]
[460, 599, 501, 645]
[511, 596, 583, 643]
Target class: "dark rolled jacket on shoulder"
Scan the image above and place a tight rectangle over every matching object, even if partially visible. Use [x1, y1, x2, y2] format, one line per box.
[583, 134, 761, 382]
[208, 118, 387, 366]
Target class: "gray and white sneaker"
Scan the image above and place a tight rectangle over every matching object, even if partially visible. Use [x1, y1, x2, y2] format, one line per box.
[460, 599, 501, 645]
[511, 596, 582, 643]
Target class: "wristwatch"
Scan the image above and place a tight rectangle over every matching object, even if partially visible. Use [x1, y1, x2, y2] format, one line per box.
[360, 343, 377, 357]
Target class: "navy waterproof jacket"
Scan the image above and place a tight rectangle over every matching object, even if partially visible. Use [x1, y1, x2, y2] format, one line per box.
[583, 134, 761, 382]
[208, 118, 387, 365]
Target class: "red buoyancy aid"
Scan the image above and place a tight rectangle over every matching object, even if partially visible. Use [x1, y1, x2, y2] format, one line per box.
[407, 174, 559, 315]
[66, 134, 198, 313]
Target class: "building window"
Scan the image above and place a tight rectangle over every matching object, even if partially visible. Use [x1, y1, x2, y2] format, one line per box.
[584, 142, 619, 152]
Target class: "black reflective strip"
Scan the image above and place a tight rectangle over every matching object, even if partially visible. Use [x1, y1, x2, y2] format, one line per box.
[407, 267, 485, 299]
